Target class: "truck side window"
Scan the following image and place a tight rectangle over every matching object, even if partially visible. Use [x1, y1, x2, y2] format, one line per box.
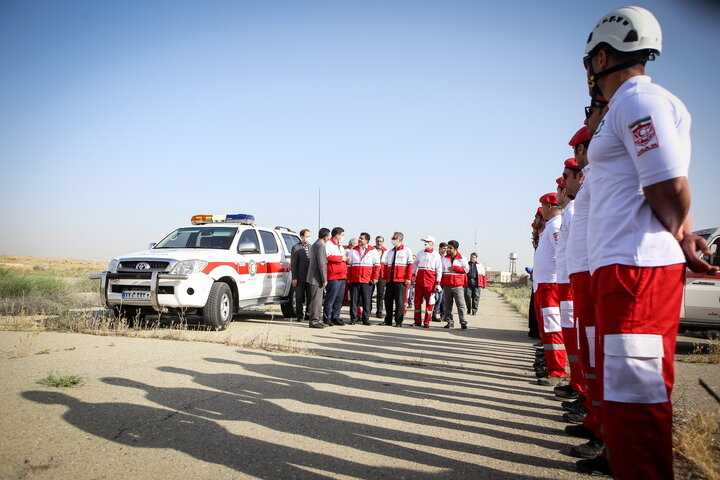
[259, 230, 279, 254]
[281, 233, 300, 253]
[237, 229, 260, 253]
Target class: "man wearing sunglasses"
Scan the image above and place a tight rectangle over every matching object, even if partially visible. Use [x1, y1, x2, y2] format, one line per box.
[580, 7, 718, 479]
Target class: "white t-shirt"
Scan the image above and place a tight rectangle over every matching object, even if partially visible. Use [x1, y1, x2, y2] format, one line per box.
[533, 214, 561, 285]
[566, 166, 591, 275]
[556, 199, 574, 284]
[587, 75, 689, 273]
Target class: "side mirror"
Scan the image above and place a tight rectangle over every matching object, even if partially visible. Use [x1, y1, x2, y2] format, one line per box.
[238, 242, 260, 254]
[148, 242, 157, 249]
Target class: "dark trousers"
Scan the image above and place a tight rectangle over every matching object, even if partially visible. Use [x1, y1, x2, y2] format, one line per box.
[384, 281, 407, 325]
[464, 286, 481, 313]
[295, 281, 312, 319]
[528, 289, 540, 337]
[373, 278, 386, 315]
[323, 279, 346, 322]
[433, 289, 445, 318]
[350, 283, 373, 323]
[307, 283, 324, 324]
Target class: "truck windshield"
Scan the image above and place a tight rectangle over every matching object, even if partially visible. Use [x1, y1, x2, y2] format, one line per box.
[154, 227, 238, 249]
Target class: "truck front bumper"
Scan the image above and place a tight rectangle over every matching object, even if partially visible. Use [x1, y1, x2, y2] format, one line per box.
[89, 271, 200, 313]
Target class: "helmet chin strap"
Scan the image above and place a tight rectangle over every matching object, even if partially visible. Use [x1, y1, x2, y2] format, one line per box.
[587, 59, 642, 97]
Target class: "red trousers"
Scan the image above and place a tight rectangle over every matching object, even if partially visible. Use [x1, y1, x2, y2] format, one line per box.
[569, 271, 600, 437]
[413, 284, 435, 325]
[559, 283, 583, 393]
[535, 283, 567, 378]
[592, 263, 684, 480]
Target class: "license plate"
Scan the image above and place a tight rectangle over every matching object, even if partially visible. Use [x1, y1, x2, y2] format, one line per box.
[122, 290, 150, 300]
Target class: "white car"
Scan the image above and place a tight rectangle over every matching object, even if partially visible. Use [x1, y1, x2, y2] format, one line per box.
[90, 214, 300, 330]
[681, 227, 720, 328]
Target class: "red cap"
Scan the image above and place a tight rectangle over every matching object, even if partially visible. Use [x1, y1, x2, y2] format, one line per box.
[539, 192, 558, 205]
[536, 207, 542, 216]
[564, 158, 581, 171]
[568, 126, 591, 146]
[556, 176, 566, 189]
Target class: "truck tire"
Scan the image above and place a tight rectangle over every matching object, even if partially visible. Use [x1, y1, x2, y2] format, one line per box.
[280, 286, 296, 318]
[204, 282, 233, 330]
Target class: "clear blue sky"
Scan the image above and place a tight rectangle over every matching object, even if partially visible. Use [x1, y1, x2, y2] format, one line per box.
[1, 1, 719, 271]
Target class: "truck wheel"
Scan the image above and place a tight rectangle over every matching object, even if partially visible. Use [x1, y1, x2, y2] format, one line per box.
[280, 286, 296, 319]
[204, 282, 233, 330]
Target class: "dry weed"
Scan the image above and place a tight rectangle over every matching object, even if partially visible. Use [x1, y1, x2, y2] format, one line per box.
[682, 344, 720, 365]
[8, 331, 39, 358]
[674, 407, 720, 480]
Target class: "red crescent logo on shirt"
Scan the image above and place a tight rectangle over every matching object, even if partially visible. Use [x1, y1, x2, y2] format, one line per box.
[629, 116, 659, 156]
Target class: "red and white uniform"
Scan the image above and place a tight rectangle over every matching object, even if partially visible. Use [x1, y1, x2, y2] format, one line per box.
[382, 245, 413, 283]
[440, 254, 469, 287]
[376, 246, 388, 279]
[325, 239, 347, 281]
[348, 245, 380, 283]
[412, 248, 442, 325]
[588, 75, 690, 480]
[558, 200, 582, 393]
[566, 166, 601, 437]
[470, 262, 487, 287]
[533, 214, 566, 378]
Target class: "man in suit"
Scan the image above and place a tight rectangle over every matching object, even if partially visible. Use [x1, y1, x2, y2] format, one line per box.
[306, 227, 331, 329]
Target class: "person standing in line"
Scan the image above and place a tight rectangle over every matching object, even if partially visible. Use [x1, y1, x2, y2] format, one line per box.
[431, 242, 448, 322]
[411, 236, 442, 327]
[534, 192, 566, 387]
[290, 229, 313, 322]
[323, 227, 347, 326]
[306, 228, 331, 329]
[441, 240, 470, 330]
[373, 236, 388, 318]
[381, 232, 413, 327]
[347, 232, 380, 325]
[464, 252, 485, 315]
[578, 7, 718, 478]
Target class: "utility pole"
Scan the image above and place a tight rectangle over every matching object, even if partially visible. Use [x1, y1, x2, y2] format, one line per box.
[318, 187, 321, 233]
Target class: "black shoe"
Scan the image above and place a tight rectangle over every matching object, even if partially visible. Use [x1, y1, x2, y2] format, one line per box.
[576, 456, 611, 476]
[563, 411, 586, 424]
[362, 320, 370, 325]
[561, 397, 585, 412]
[413, 323, 422, 327]
[431, 316, 441, 322]
[571, 438, 604, 459]
[461, 324, 468, 330]
[395, 323, 403, 327]
[309, 321, 326, 329]
[375, 312, 383, 319]
[423, 324, 430, 328]
[443, 323, 453, 329]
[378, 322, 391, 326]
[332, 318, 345, 326]
[565, 424, 595, 439]
[556, 389, 581, 400]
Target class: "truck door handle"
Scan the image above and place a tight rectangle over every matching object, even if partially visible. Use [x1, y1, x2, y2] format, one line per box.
[692, 281, 715, 285]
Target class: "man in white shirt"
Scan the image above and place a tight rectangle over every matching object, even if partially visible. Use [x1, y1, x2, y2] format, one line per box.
[580, 6, 718, 478]
[412, 236, 442, 327]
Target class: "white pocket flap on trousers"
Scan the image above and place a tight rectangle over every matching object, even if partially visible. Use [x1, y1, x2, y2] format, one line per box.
[604, 333, 663, 358]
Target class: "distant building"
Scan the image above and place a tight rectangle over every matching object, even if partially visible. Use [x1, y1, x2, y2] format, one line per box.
[486, 271, 530, 285]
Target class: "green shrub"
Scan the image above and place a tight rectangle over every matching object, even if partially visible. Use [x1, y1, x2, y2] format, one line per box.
[0, 267, 65, 299]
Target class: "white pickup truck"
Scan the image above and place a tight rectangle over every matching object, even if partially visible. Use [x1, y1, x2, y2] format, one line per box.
[681, 227, 720, 328]
[90, 214, 300, 330]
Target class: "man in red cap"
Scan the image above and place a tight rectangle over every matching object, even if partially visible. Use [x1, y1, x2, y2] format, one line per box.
[580, 6, 718, 478]
[533, 192, 566, 386]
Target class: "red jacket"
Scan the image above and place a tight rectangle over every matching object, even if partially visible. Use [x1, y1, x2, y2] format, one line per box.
[375, 246, 388, 279]
[348, 246, 380, 283]
[382, 245, 413, 283]
[441, 253, 469, 287]
[413, 249, 442, 289]
[325, 239, 347, 280]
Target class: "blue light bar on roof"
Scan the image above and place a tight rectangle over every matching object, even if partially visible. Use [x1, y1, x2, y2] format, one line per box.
[225, 214, 255, 225]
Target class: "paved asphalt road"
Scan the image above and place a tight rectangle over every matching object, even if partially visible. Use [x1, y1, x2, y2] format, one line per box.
[1, 290, 717, 480]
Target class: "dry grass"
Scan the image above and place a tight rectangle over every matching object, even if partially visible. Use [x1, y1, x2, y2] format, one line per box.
[488, 284, 532, 318]
[0, 255, 105, 277]
[681, 344, 720, 365]
[674, 407, 720, 480]
[8, 331, 39, 358]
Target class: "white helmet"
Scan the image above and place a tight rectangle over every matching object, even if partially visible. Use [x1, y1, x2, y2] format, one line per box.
[584, 6, 662, 56]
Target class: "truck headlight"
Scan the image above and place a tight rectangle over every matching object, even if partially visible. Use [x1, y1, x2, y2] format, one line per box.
[107, 259, 119, 273]
[170, 260, 208, 275]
